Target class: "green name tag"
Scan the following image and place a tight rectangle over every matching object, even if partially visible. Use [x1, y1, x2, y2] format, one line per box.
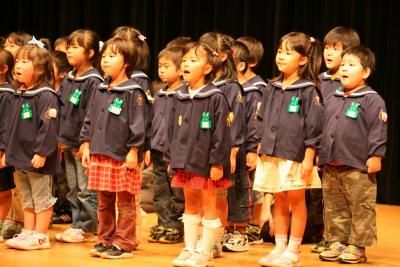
[345, 102, 360, 119]
[69, 89, 82, 105]
[108, 97, 124, 115]
[288, 96, 300, 113]
[200, 112, 211, 129]
[21, 103, 33, 120]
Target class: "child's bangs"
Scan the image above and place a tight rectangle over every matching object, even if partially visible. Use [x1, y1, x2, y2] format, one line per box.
[67, 35, 84, 48]
[15, 45, 34, 61]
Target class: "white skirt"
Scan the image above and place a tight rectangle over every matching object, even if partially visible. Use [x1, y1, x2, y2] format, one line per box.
[253, 155, 321, 193]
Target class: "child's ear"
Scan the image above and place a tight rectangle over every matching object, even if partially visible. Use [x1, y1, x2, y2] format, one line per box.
[237, 62, 246, 72]
[362, 67, 371, 80]
[220, 52, 228, 63]
[299, 56, 308, 66]
[87, 49, 95, 59]
[204, 64, 213, 75]
[0, 65, 9, 75]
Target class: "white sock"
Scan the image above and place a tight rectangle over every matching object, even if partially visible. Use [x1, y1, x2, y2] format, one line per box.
[288, 236, 302, 253]
[182, 214, 201, 251]
[275, 234, 288, 250]
[201, 218, 222, 254]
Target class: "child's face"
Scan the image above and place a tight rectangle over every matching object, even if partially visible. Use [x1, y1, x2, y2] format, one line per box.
[324, 42, 343, 72]
[181, 47, 212, 88]
[3, 38, 21, 58]
[101, 46, 126, 81]
[339, 54, 370, 90]
[66, 41, 87, 67]
[275, 40, 307, 77]
[14, 57, 34, 88]
[158, 56, 180, 85]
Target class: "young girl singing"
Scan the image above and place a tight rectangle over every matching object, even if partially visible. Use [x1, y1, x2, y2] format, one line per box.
[2, 39, 61, 250]
[169, 41, 231, 267]
[81, 37, 147, 259]
[254, 32, 324, 267]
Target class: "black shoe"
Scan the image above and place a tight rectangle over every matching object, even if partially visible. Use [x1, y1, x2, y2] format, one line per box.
[101, 244, 133, 259]
[89, 243, 111, 257]
[52, 214, 72, 224]
[158, 227, 183, 244]
[148, 225, 165, 242]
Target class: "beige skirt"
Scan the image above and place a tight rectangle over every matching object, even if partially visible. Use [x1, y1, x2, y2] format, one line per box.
[253, 155, 321, 193]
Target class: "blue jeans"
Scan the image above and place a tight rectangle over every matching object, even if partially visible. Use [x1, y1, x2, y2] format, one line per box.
[64, 146, 98, 232]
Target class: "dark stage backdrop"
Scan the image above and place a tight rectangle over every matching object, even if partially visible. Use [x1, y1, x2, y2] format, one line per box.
[1, 0, 399, 204]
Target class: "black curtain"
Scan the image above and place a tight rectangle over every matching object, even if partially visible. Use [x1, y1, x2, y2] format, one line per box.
[1, 0, 399, 204]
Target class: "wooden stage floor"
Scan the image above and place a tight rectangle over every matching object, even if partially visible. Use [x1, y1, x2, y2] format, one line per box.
[1, 204, 399, 267]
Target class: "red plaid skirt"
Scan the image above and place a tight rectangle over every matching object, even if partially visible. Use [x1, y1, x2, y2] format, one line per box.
[86, 154, 142, 194]
[171, 169, 232, 190]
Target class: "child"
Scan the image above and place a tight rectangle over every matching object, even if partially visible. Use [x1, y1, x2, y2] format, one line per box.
[3, 32, 32, 58]
[318, 46, 387, 264]
[170, 41, 231, 267]
[54, 36, 68, 53]
[0, 49, 16, 242]
[81, 37, 147, 259]
[1, 31, 32, 240]
[199, 32, 245, 255]
[56, 29, 102, 243]
[254, 32, 323, 266]
[147, 45, 187, 244]
[111, 26, 154, 244]
[2, 39, 61, 250]
[311, 26, 361, 254]
[320, 26, 360, 100]
[52, 51, 72, 91]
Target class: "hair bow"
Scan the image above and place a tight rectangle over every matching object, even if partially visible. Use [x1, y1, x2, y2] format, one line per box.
[28, 36, 45, 48]
[138, 34, 146, 42]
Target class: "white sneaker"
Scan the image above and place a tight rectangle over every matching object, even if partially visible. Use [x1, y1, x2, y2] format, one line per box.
[222, 231, 249, 252]
[173, 248, 194, 266]
[259, 246, 286, 266]
[269, 249, 300, 267]
[4, 229, 34, 249]
[186, 250, 213, 267]
[15, 232, 51, 250]
[55, 228, 95, 243]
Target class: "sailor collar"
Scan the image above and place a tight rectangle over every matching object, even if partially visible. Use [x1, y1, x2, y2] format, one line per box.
[99, 79, 142, 92]
[14, 86, 57, 97]
[334, 86, 378, 98]
[321, 71, 340, 81]
[131, 70, 150, 80]
[272, 79, 315, 90]
[67, 68, 103, 82]
[0, 82, 14, 93]
[176, 84, 222, 100]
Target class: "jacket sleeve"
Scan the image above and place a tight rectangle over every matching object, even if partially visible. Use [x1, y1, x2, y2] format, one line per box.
[127, 90, 146, 148]
[256, 85, 270, 142]
[210, 93, 231, 165]
[366, 94, 387, 157]
[33, 92, 60, 156]
[0, 93, 11, 151]
[162, 95, 177, 163]
[303, 87, 324, 149]
[245, 90, 263, 153]
[228, 84, 245, 147]
[79, 89, 97, 144]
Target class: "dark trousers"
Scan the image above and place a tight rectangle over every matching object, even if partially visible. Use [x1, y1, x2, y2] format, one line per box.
[152, 149, 184, 229]
[98, 191, 136, 251]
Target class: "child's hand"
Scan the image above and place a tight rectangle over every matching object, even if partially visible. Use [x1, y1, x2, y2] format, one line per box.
[126, 147, 138, 169]
[74, 144, 84, 159]
[210, 164, 223, 181]
[366, 156, 382, 173]
[246, 152, 258, 171]
[230, 147, 239, 174]
[0, 152, 5, 169]
[301, 158, 313, 179]
[31, 154, 46, 168]
[144, 150, 151, 167]
[259, 209, 273, 229]
[81, 142, 91, 168]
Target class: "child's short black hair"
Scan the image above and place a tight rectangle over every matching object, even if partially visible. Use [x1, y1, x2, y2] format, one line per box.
[158, 45, 185, 69]
[52, 51, 72, 74]
[342, 45, 376, 73]
[324, 26, 360, 50]
[236, 36, 264, 67]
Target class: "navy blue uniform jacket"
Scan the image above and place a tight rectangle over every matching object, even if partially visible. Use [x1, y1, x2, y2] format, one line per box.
[5, 87, 62, 175]
[319, 86, 387, 172]
[168, 84, 231, 178]
[319, 71, 341, 101]
[0, 83, 14, 151]
[80, 79, 147, 163]
[257, 79, 324, 163]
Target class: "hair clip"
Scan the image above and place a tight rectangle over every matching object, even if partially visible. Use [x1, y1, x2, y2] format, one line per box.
[310, 37, 316, 43]
[138, 34, 146, 42]
[212, 51, 219, 57]
[28, 36, 45, 48]
[99, 41, 104, 50]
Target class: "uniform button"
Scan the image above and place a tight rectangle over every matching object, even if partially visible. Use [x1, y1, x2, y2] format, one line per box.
[275, 108, 279, 113]
[99, 125, 103, 130]
[335, 115, 339, 119]
[271, 127, 276, 132]
[184, 118, 189, 123]
[101, 108, 105, 112]
[330, 134, 334, 139]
